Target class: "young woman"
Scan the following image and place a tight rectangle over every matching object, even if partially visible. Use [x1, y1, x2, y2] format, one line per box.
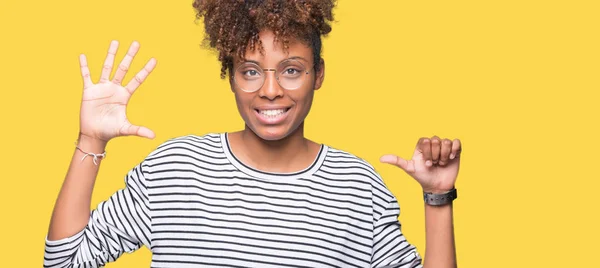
[45, 1, 461, 267]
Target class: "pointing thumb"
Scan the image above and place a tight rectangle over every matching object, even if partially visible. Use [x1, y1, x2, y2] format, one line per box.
[380, 154, 410, 173]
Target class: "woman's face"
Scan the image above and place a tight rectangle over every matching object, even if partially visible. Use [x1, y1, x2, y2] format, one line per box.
[230, 30, 325, 141]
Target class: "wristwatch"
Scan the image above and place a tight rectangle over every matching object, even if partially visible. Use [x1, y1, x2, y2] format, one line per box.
[423, 188, 457, 206]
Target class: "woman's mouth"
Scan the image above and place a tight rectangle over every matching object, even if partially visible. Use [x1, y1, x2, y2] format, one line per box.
[254, 107, 291, 124]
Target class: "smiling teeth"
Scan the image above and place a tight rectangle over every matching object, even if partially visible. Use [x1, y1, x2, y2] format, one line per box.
[260, 109, 286, 116]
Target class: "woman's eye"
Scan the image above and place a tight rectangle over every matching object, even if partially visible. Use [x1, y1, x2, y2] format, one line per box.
[284, 68, 300, 75]
[243, 70, 259, 77]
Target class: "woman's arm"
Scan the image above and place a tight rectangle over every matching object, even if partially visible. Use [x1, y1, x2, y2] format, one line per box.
[381, 136, 462, 268]
[47, 133, 107, 240]
[48, 39, 156, 240]
[44, 40, 157, 267]
[44, 154, 152, 268]
[423, 204, 456, 268]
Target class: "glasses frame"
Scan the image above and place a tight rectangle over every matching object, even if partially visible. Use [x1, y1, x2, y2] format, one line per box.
[232, 59, 313, 93]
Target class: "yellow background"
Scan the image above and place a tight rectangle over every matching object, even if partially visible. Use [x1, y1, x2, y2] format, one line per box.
[0, 0, 598, 267]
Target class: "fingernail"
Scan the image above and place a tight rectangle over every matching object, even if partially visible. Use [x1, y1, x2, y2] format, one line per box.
[450, 153, 455, 159]
[426, 160, 432, 166]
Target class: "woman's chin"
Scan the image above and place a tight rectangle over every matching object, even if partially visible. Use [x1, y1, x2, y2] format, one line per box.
[257, 129, 288, 141]
[249, 125, 293, 141]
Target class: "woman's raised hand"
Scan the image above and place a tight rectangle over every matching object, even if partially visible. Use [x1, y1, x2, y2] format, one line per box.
[78, 40, 156, 143]
[380, 136, 462, 193]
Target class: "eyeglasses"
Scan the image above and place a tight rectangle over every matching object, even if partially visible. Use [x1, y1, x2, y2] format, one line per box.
[233, 59, 312, 93]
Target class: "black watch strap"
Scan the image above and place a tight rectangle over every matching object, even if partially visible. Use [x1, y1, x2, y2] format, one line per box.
[423, 188, 457, 206]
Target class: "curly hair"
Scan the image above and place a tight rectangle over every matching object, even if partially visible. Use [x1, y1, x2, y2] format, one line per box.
[192, 0, 336, 79]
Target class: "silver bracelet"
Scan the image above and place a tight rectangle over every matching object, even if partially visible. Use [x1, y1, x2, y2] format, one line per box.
[74, 142, 106, 165]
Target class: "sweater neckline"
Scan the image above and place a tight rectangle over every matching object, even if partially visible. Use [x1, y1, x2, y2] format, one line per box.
[220, 132, 328, 180]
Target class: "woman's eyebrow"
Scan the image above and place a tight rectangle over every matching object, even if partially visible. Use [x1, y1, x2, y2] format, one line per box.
[287, 56, 309, 62]
[242, 56, 309, 65]
[243, 59, 261, 65]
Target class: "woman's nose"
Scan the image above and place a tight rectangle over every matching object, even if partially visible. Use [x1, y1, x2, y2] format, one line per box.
[258, 71, 284, 100]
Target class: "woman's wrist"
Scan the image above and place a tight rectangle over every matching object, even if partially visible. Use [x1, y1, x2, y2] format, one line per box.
[77, 132, 108, 152]
[422, 186, 455, 194]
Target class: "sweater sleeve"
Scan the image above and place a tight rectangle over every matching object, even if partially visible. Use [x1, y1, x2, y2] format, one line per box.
[43, 162, 152, 268]
[371, 194, 423, 268]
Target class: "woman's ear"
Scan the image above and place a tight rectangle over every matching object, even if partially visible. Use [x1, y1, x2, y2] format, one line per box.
[313, 59, 325, 90]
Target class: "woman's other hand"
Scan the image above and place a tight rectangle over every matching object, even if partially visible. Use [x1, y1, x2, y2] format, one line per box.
[380, 136, 462, 193]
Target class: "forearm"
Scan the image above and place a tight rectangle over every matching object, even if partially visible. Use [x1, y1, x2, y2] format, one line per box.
[47, 133, 107, 240]
[423, 203, 456, 268]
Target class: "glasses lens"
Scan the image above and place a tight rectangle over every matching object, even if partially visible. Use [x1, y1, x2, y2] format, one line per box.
[234, 63, 264, 92]
[277, 59, 307, 90]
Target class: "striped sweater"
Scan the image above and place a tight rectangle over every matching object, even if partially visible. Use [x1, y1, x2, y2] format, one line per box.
[44, 133, 422, 268]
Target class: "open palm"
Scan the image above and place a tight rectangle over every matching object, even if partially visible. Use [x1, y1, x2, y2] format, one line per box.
[79, 40, 156, 142]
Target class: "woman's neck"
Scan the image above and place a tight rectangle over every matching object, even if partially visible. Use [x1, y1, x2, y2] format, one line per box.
[228, 123, 320, 173]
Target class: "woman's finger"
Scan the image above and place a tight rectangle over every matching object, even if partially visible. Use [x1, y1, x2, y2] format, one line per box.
[79, 54, 93, 89]
[439, 138, 452, 165]
[420, 138, 433, 167]
[99, 40, 119, 83]
[380, 154, 415, 173]
[120, 122, 155, 139]
[450, 138, 462, 159]
[431, 136, 441, 165]
[112, 41, 140, 85]
[124, 58, 157, 94]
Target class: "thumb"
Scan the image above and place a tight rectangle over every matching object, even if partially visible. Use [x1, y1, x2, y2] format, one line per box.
[120, 122, 156, 139]
[380, 154, 413, 173]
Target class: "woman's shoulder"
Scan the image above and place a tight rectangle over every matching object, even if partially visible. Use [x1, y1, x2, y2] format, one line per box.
[145, 132, 225, 160]
[322, 145, 385, 184]
[322, 146, 396, 200]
